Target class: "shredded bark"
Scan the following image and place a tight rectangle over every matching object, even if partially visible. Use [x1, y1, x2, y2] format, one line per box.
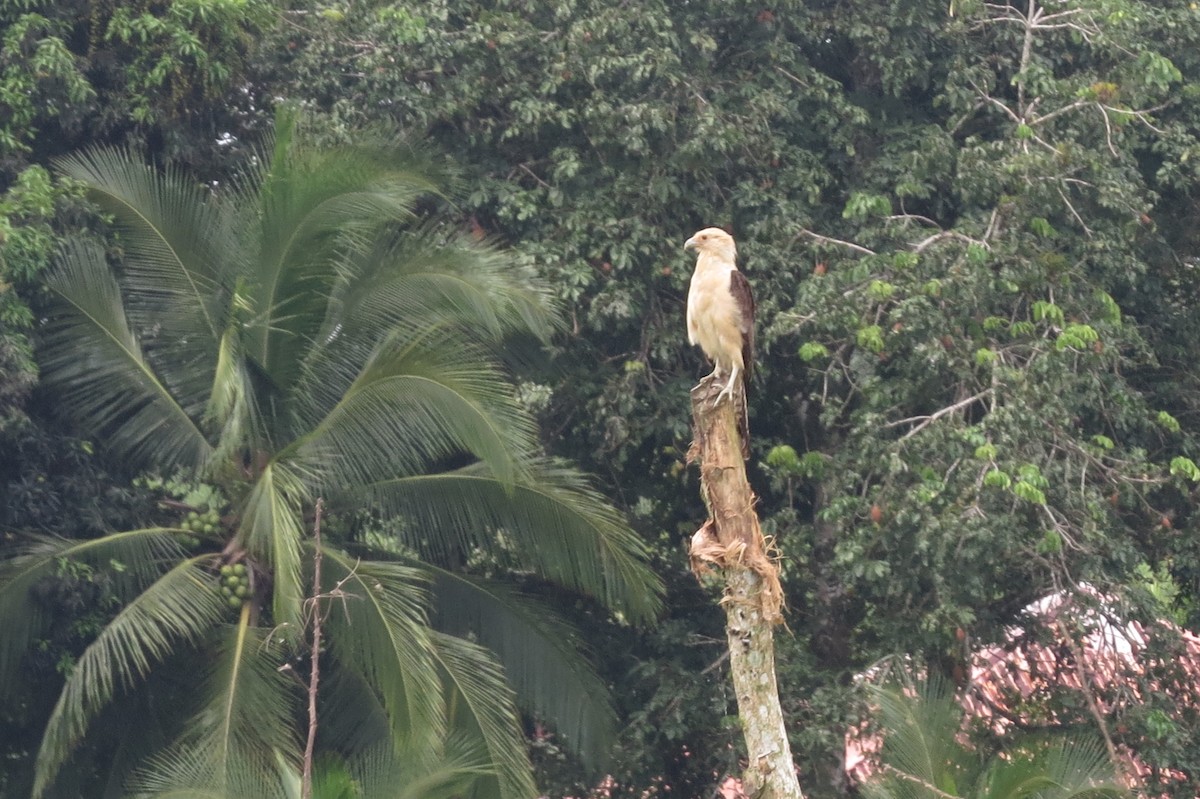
[688, 377, 783, 622]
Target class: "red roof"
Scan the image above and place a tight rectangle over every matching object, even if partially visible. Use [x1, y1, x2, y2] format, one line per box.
[846, 587, 1200, 792]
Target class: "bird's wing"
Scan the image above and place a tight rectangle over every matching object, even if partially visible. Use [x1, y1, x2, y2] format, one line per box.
[730, 269, 755, 384]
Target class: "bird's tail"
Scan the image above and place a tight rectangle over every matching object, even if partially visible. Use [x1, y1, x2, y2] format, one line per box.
[737, 385, 750, 459]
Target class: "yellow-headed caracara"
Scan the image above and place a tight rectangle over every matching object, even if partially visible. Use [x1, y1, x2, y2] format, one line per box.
[684, 227, 755, 453]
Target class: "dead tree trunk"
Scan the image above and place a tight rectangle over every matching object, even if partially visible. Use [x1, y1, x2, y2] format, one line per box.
[688, 378, 803, 799]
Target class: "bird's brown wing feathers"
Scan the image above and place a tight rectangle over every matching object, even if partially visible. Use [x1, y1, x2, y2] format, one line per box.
[730, 269, 755, 385]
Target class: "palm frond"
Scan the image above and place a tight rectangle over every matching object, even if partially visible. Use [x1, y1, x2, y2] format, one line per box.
[40, 237, 215, 471]
[127, 607, 298, 798]
[207, 606, 298, 773]
[55, 147, 233, 417]
[0, 529, 187, 693]
[204, 325, 255, 457]
[866, 676, 973, 796]
[429, 568, 616, 770]
[54, 146, 233, 342]
[364, 460, 663, 624]
[236, 463, 309, 634]
[286, 330, 537, 491]
[313, 663, 393, 758]
[861, 675, 1127, 799]
[330, 226, 559, 347]
[980, 738, 1126, 799]
[34, 557, 227, 798]
[126, 738, 291, 799]
[245, 110, 442, 395]
[431, 632, 538, 799]
[353, 733, 497, 799]
[319, 551, 445, 760]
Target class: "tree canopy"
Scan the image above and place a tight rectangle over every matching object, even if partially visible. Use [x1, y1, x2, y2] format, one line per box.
[3, 0, 1200, 796]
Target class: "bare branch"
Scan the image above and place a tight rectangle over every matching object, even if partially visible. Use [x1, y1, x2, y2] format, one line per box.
[1030, 99, 1088, 127]
[884, 390, 994, 440]
[884, 213, 942, 227]
[774, 66, 809, 88]
[516, 162, 552, 190]
[1056, 186, 1092, 237]
[1096, 105, 1120, 156]
[795, 228, 876, 256]
[912, 230, 988, 253]
[301, 498, 326, 799]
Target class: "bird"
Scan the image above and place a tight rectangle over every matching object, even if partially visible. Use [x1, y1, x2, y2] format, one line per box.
[684, 227, 755, 450]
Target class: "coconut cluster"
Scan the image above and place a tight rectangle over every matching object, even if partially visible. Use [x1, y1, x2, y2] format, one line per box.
[182, 508, 221, 535]
[218, 563, 251, 610]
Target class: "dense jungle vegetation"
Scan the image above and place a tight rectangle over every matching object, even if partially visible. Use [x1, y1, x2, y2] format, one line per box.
[3, 0, 1200, 796]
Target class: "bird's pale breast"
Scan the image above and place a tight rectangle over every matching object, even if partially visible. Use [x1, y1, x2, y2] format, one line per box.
[687, 266, 743, 371]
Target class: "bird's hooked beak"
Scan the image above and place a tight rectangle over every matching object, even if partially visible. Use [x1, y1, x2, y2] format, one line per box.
[683, 234, 698, 252]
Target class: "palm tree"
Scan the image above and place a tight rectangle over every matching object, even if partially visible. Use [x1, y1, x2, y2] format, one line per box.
[860, 674, 1127, 799]
[0, 110, 661, 798]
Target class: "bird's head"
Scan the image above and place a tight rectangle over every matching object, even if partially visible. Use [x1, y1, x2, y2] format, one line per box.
[684, 227, 737, 260]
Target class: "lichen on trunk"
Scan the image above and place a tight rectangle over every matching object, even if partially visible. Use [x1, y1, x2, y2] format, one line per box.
[687, 377, 804, 799]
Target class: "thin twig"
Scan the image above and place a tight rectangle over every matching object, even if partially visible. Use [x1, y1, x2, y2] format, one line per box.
[884, 390, 993, 440]
[796, 228, 876, 256]
[1054, 617, 1128, 783]
[301, 498, 326, 799]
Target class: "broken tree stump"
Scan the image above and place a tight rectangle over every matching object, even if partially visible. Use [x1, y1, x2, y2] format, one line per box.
[687, 377, 804, 799]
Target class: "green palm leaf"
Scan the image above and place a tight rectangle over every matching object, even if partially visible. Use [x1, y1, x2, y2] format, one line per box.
[127, 608, 299, 798]
[861, 676, 1127, 799]
[319, 551, 444, 760]
[331, 226, 559, 346]
[126, 739, 291, 799]
[55, 146, 233, 343]
[34, 557, 227, 798]
[429, 568, 616, 770]
[25, 117, 662, 793]
[352, 733, 497, 799]
[41, 237, 214, 471]
[287, 330, 534, 491]
[866, 676, 974, 797]
[237, 462, 309, 633]
[431, 632, 538, 799]
[0, 529, 186, 693]
[364, 460, 663, 624]
[312, 662, 393, 758]
[55, 147, 234, 420]
[246, 110, 440, 394]
[204, 607, 298, 776]
[979, 738, 1126, 799]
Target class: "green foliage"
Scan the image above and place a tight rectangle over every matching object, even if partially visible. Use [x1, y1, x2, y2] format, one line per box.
[844, 192, 893, 220]
[0, 0, 273, 161]
[7, 0, 1200, 793]
[798, 342, 830, 362]
[2, 118, 661, 798]
[861, 675, 1127, 799]
[255, 0, 1200, 792]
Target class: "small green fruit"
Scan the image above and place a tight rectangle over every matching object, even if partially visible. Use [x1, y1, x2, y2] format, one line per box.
[235, 585, 250, 598]
[221, 585, 234, 597]
[203, 524, 216, 534]
[228, 596, 243, 610]
[220, 565, 233, 576]
[232, 563, 247, 576]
